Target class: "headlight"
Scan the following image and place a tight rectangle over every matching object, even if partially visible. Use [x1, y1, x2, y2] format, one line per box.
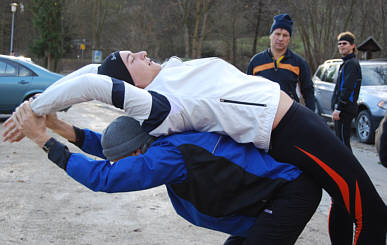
[377, 100, 387, 110]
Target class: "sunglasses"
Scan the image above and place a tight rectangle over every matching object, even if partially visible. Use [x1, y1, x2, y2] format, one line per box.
[337, 42, 349, 46]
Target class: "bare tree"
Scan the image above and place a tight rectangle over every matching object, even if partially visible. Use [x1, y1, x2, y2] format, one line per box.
[288, 0, 357, 71]
[176, 0, 192, 58]
[1, 0, 386, 73]
[92, 0, 107, 51]
[196, 0, 212, 58]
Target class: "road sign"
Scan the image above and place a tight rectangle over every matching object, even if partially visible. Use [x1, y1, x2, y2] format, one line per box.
[92, 50, 102, 63]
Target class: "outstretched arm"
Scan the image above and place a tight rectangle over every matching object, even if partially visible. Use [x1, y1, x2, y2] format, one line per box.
[3, 74, 153, 142]
[2, 64, 99, 142]
[31, 72, 152, 117]
[30, 73, 115, 115]
[45, 113, 76, 143]
[7, 102, 185, 193]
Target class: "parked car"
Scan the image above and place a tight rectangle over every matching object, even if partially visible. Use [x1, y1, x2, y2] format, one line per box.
[313, 58, 387, 143]
[0, 55, 63, 114]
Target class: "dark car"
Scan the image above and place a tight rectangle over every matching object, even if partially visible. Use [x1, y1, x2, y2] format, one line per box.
[313, 59, 387, 143]
[0, 55, 63, 114]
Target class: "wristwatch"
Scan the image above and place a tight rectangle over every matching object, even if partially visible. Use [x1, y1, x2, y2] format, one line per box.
[42, 137, 56, 153]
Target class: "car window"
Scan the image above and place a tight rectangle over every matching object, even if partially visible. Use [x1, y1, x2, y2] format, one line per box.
[361, 64, 387, 86]
[324, 64, 338, 83]
[314, 66, 324, 79]
[18, 65, 34, 76]
[319, 66, 328, 81]
[0, 60, 17, 76]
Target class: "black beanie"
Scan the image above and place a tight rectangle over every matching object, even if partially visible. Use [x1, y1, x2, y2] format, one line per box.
[270, 14, 293, 36]
[97, 51, 134, 85]
[339, 34, 355, 44]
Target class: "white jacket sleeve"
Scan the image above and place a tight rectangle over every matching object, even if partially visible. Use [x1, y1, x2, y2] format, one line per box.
[30, 73, 153, 121]
[53, 64, 99, 86]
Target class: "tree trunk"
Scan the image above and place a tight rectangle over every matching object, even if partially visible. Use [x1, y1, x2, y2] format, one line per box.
[92, 0, 106, 50]
[197, 0, 211, 58]
[47, 52, 53, 71]
[192, 0, 201, 58]
[232, 15, 238, 64]
[251, 0, 263, 56]
[177, 0, 190, 58]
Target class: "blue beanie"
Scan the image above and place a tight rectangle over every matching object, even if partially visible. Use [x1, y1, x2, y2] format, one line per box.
[270, 14, 293, 36]
[101, 116, 154, 161]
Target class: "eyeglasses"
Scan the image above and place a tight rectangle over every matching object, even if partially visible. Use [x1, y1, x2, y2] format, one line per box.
[338, 42, 349, 46]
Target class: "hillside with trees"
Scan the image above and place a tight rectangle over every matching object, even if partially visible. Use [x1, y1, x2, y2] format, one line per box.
[0, 0, 386, 72]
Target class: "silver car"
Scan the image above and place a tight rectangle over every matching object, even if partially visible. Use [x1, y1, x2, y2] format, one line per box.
[313, 59, 387, 143]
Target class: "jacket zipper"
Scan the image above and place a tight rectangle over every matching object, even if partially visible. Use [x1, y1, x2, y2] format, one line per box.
[220, 99, 267, 107]
[274, 60, 278, 71]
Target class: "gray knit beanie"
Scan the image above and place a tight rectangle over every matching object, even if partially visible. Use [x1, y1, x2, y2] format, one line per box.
[101, 116, 154, 161]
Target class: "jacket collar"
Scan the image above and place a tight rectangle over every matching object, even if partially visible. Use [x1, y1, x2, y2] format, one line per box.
[267, 48, 292, 59]
[342, 53, 355, 61]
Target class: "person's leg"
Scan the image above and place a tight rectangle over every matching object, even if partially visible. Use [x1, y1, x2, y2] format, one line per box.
[342, 115, 353, 151]
[243, 174, 322, 245]
[334, 118, 343, 140]
[334, 113, 353, 151]
[328, 200, 354, 245]
[269, 102, 386, 244]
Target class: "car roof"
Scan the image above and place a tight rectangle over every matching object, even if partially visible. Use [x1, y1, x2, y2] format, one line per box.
[359, 59, 387, 65]
[0, 54, 33, 63]
[322, 58, 387, 65]
[322, 59, 342, 65]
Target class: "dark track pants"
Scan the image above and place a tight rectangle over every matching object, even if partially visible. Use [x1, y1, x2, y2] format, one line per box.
[268, 102, 386, 245]
[223, 174, 321, 245]
[334, 112, 354, 151]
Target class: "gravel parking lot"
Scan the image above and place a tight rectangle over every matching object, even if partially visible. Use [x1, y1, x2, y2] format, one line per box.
[1, 101, 386, 245]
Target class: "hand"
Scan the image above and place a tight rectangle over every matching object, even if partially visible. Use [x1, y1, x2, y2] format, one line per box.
[2, 115, 25, 142]
[332, 110, 341, 121]
[2, 93, 43, 143]
[13, 101, 50, 147]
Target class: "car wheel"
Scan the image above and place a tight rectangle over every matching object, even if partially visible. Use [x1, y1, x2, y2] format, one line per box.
[24, 93, 38, 102]
[356, 110, 374, 144]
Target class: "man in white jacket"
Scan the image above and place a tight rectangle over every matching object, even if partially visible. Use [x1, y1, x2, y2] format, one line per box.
[3, 50, 386, 244]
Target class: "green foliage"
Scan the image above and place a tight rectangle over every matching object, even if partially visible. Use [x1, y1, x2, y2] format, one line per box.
[30, 0, 64, 69]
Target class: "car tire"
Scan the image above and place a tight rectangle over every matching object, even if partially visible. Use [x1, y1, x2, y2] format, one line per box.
[356, 110, 375, 144]
[24, 94, 37, 101]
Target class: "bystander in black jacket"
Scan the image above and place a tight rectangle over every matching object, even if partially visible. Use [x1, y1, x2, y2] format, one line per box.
[331, 53, 362, 116]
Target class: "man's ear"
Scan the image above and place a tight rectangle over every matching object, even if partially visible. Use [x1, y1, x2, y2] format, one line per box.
[134, 148, 142, 156]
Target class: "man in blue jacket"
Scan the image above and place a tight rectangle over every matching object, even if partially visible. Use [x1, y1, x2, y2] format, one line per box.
[13, 102, 321, 245]
[247, 13, 315, 111]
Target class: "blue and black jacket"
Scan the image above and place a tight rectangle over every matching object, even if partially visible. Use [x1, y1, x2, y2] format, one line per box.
[331, 53, 362, 116]
[46, 129, 301, 237]
[247, 48, 315, 111]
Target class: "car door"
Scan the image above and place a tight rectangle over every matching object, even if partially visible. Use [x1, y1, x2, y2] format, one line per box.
[0, 59, 33, 113]
[316, 64, 339, 116]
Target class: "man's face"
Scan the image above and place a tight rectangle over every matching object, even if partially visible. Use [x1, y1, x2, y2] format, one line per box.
[120, 51, 162, 88]
[270, 28, 291, 53]
[337, 41, 355, 57]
